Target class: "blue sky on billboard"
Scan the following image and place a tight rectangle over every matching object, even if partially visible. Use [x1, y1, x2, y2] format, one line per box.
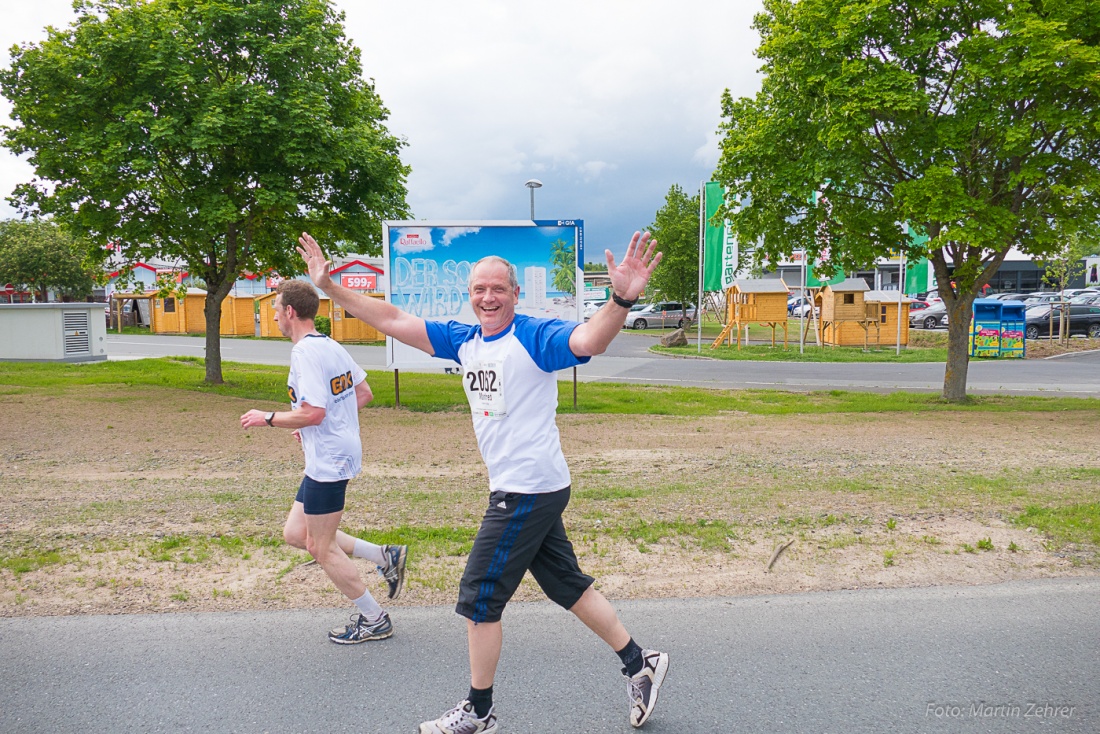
[0, 0, 764, 263]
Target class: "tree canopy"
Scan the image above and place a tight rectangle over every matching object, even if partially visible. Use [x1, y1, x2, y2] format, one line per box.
[1, 0, 410, 381]
[647, 184, 700, 314]
[715, 0, 1100, 400]
[0, 219, 95, 301]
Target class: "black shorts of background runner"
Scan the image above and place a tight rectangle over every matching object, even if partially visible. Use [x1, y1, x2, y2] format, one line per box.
[295, 476, 349, 515]
[456, 487, 594, 624]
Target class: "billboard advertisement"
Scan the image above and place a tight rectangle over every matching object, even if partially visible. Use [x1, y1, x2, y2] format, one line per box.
[383, 220, 584, 370]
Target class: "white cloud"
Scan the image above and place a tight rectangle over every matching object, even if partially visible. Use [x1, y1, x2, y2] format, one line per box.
[440, 227, 480, 246]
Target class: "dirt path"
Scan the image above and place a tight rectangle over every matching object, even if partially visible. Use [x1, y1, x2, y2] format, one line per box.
[1, 386, 1097, 616]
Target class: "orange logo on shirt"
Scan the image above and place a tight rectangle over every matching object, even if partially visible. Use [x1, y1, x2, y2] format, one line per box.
[288, 386, 297, 403]
[330, 371, 354, 396]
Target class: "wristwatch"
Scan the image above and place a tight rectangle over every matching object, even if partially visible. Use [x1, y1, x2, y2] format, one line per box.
[265, 412, 275, 426]
[612, 292, 638, 308]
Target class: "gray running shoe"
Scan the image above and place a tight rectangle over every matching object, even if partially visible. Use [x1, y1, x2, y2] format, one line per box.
[378, 544, 408, 599]
[625, 649, 669, 727]
[418, 700, 498, 734]
[327, 612, 393, 644]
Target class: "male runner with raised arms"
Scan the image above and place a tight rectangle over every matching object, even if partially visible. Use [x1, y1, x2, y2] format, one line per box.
[241, 279, 407, 644]
[298, 231, 669, 732]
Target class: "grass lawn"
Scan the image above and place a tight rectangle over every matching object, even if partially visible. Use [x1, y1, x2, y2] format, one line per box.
[1, 358, 1097, 615]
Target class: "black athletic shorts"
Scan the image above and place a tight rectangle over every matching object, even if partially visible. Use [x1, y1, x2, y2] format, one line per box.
[295, 476, 348, 515]
[456, 486, 594, 624]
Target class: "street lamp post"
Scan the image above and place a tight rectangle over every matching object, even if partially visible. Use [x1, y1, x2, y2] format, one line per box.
[524, 177, 576, 406]
[525, 178, 542, 220]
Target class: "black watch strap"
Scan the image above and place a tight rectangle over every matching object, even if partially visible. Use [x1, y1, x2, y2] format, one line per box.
[265, 412, 275, 427]
[612, 293, 637, 308]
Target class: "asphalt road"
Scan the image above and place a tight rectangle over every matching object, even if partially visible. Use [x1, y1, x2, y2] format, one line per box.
[2, 579, 1096, 733]
[105, 332, 1100, 397]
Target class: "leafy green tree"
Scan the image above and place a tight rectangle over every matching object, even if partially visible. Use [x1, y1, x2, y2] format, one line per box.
[549, 238, 576, 294]
[0, 219, 95, 301]
[1, 0, 409, 382]
[715, 0, 1100, 401]
[1039, 234, 1093, 342]
[647, 184, 700, 317]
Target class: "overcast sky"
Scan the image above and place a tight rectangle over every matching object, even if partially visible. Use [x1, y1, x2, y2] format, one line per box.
[0, 0, 764, 262]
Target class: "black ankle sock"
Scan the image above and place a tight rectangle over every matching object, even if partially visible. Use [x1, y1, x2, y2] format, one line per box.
[617, 638, 644, 676]
[468, 685, 493, 718]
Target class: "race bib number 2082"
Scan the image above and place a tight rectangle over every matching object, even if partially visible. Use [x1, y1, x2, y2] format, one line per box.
[464, 361, 506, 419]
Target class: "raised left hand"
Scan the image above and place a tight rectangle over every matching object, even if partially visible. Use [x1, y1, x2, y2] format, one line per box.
[606, 231, 662, 301]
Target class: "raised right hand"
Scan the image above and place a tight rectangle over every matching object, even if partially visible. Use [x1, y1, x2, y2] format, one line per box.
[296, 232, 333, 288]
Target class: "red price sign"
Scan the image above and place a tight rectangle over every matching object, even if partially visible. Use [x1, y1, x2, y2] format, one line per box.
[341, 273, 376, 290]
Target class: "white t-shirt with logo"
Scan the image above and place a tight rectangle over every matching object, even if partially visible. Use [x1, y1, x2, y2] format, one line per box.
[288, 334, 367, 481]
[426, 314, 590, 494]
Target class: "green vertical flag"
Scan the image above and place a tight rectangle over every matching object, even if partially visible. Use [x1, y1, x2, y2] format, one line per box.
[703, 182, 737, 291]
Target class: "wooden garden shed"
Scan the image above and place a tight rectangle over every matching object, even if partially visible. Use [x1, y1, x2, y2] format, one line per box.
[712, 279, 790, 348]
[256, 290, 332, 339]
[332, 294, 384, 342]
[219, 294, 257, 336]
[151, 288, 208, 335]
[109, 291, 156, 332]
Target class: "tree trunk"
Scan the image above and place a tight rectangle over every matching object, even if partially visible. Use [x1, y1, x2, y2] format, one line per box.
[203, 278, 235, 384]
[942, 297, 975, 402]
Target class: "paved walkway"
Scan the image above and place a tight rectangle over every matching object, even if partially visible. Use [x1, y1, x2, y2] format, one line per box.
[3, 578, 1097, 733]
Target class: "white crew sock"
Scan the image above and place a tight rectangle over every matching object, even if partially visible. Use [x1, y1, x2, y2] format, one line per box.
[352, 589, 384, 621]
[352, 538, 386, 565]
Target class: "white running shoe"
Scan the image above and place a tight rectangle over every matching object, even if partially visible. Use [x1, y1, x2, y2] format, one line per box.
[418, 700, 498, 734]
[626, 649, 669, 727]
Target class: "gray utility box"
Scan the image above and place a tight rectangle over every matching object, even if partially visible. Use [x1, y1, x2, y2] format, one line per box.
[0, 303, 108, 362]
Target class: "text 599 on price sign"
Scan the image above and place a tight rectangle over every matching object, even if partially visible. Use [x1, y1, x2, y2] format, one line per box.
[341, 274, 377, 290]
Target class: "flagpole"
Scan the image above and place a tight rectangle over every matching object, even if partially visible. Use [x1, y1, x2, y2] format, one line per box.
[697, 181, 705, 353]
[897, 224, 907, 356]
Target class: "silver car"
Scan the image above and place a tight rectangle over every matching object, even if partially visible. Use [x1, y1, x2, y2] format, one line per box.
[623, 302, 697, 330]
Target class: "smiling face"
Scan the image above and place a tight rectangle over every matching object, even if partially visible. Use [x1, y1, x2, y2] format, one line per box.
[468, 258, 520, 338]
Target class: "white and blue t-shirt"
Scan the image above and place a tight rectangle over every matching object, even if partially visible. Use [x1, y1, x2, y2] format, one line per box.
[426, 314, 590, 494]
[288, 334, 367, 482]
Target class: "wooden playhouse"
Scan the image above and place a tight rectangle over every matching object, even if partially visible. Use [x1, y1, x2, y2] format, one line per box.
[862, 290, 911, 347]
[815, 279, 910, 348]
[711, 279, 790, 348]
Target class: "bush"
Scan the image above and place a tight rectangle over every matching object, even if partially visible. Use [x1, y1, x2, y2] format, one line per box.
[315, 316, 331, 336]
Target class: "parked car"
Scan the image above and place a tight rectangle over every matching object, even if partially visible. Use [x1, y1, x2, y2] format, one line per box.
[1059, 289, 1095, 300]
[1070, 293, 1100, 305]
[908, 300, 931, 312]
[623, 301, 697, 330]
[582, 300, 606, 320]
[1024, 304, 1100, 339]
[1022, 292, 1063, 306]
[790, 302, 820, 318]
[996, 293, 1030, 302]
[787, 294, 812, 315]
[909, 302, 948, 329]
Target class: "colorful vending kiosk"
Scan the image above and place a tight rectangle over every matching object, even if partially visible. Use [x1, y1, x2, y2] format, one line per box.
[970, 298, 1026, 358]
